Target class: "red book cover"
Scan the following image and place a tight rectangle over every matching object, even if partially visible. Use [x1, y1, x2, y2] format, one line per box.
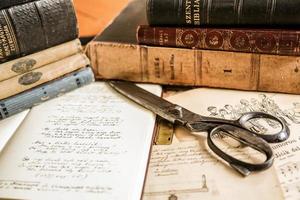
[137, 25, 300, 56]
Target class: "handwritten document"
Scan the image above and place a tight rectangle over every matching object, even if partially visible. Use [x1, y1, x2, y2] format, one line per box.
[0, 82, 161, 200]
[144, 88, 300, 200]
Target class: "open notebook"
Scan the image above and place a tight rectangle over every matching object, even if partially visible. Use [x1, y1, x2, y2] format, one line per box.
[0, 82, 161, 200]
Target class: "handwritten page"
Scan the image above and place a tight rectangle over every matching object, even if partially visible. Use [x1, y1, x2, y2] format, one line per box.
[0, 110, 29, 153]
[144, 140, 282, 200]
[144, 88, 300, 200]
[0, 82, 161, 200]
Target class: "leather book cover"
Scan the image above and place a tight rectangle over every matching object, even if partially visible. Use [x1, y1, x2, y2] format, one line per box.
[137, 25, 300, 56]
[86, 0, 300, 94]
[8, 2, 47, 55]
[0, 0, 35, 9]
[35, 0, 78, 47]
[147, 0, 300, 26]
[0, 67, 94, 120]
[0, 0, 78, 63]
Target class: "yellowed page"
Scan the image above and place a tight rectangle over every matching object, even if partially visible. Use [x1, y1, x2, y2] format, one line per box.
[144, 88, 300, 200]
[144, 140, 282, 200]
[0, 82, 161, 200]
[0, 110, 29, 153]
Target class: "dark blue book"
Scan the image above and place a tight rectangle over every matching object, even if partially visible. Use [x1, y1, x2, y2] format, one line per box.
[0, 67, 94, 120]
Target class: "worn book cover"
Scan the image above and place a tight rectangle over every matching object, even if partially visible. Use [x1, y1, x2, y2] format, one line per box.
[0, 67, 94, 120]
[86, 0, 300, 94]
[0, 0, 78, 63]
[137, 25, 300, 56]
[0, 53, 90, 100]
[0, 0, 35, 9]
[0, 39, 82, 82]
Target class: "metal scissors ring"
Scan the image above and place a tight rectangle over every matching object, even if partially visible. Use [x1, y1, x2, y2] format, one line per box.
[109, 81, 290, 176]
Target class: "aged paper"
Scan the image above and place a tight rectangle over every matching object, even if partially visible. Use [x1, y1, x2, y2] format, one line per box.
[0, 82, 161, 200]
[144, 88, 300, 200]
[0, 110, 29, 153]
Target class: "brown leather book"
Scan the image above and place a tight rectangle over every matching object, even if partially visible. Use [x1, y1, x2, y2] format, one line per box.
[86, 0, 300, 94]
[137, 25, 300, 56]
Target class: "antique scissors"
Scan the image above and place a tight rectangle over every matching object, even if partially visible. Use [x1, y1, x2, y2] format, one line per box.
[109, 81, 290, 176]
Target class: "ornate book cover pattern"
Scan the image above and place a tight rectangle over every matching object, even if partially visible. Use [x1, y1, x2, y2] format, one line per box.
[137, 26, 300, 56]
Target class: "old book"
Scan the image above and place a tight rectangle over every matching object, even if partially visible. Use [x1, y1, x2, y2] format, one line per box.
[0, 0, 78, 63]
[0, 53, 90, 100]
[0, 82, 161, 200]
[137, 25, 300, 56]
[0, 0, 35, 9]
[0, 39, 82, 82]
[143, 88, 300, 199]
[147, 0, 300, 26]
[86, 0, 300, 94]
[0, 67, 94, 120]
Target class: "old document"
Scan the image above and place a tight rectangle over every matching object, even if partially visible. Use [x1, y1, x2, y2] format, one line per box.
[0, 82, 161, 200]
[144, 88, 300, 200]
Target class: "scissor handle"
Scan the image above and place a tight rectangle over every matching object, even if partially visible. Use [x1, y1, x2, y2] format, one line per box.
[237, 112, 290, 143]
[207, 124, 274, 176]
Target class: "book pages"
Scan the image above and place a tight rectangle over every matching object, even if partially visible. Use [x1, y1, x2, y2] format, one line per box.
[0, 82, 161, 200]
[0, 110, 29, 153]
[144, 88, 300, 200]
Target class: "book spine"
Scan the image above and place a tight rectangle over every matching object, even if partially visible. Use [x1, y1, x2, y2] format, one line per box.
[0, 39, 82, 82]
[0, 0, 78, 63]
[137, 26, 300, 56]
[0, 0, 36, 9]
[0, 53, 90, 100]
[86, 41, 300, 94]
[147, 0, 300, 26]
[0, 67, 95, 120]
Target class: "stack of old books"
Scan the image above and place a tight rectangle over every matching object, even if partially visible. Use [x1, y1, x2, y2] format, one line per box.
[87, 0, 300, 95]
[0, 0, 94, 121]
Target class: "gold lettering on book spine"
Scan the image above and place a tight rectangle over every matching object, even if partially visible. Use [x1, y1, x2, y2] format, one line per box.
[0, 10, 19, 59]
[185, 0, 192, 24]
[185, 0, 201, 25]
[193, 0, 201, 25]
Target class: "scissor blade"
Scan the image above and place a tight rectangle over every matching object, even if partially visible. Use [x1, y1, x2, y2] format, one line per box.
[109, 81, 181, 123]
